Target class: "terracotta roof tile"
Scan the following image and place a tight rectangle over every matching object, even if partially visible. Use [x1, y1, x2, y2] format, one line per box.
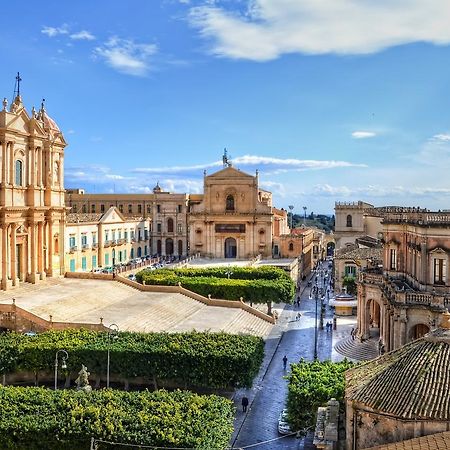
[367, 431, 450, 450]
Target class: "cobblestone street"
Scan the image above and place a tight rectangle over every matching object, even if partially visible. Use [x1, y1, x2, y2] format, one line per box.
[232, 263, 335, 450]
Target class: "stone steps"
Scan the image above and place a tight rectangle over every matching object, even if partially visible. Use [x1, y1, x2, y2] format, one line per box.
[334, 336, 379, 361]
[223, 310, 272, 336]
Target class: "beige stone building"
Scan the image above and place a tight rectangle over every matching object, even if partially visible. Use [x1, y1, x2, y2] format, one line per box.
[65, 207, 151, 272]
[357, 208, 450, 352]
[66, 185, 189, 257]
[188, 166, 289, 258]
[0, 94, 66, 290]
[334, 201, 383, 249]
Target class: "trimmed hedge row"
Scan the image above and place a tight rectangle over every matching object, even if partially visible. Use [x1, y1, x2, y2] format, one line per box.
[0, 386, 234, 449]
[136, 266, 295, 305]
[287, 360, 355, 430]
[0, 329, 264, 389]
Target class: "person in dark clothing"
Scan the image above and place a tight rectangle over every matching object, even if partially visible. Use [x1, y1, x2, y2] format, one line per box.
[283, 355, 288, 370]
[242, 396, 249, 412]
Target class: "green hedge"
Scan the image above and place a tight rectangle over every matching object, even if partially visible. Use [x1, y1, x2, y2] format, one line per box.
[0, 329, 264, 389]
[136, 266, 295, 305]
[287, 360, 354, 430]
[0, 386, 234, 449]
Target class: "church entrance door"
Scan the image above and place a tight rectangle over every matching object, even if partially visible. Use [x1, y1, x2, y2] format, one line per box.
[16, 244, 22, 280]
[224, 237, 237, 258]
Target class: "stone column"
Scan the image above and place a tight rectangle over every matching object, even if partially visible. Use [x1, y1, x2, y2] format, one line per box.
[10, 223, 17, 285]
[1, 141, 7, 185]
[37, 222, 44, 276]
[47, 219, 54, 276]
[1, 224, 8, 289]
[9, 141, 14, 185]
[30, 222, 37, 282]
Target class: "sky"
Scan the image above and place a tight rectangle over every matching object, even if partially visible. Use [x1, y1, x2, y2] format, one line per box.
[2, 0, 450, 214]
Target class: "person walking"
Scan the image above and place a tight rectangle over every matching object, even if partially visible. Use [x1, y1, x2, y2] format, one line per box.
[283, 355, 288, 370]
[351, 327, 355, 341]
[241, 396, 249, 413]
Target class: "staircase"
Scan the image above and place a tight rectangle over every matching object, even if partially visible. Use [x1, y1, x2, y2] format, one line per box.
[334, 336, 379, 361]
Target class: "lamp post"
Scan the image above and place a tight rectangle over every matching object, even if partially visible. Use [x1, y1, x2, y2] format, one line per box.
[288, 205, 294, 229]
[225, 265, 233, 279]
[106, 323, 119, 388]
[54, 349, 68, 390]
[313, 288, 319, 360]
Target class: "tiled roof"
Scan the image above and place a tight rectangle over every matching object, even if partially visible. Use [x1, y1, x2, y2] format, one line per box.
[335, 246, 382, 260]
[367, 431, 450, 449]
[67, 213, 103, 223]
[346, 329, 450, 420]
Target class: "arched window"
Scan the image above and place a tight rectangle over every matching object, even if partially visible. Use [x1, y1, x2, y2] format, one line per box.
[167, 218, 174, 233]
[226, 195, 235, 211]
[289, 242, 294, 251]
[346, 214, 352, 227]
[15, 160, 23, 186]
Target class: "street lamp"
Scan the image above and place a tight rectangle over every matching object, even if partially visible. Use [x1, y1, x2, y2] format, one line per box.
[106, 323, 119, 388]
[288, 205, 294, 230]
[225, 265, 233, 279]
[313, 288, 319, 360]
[54, 349, 68, 390]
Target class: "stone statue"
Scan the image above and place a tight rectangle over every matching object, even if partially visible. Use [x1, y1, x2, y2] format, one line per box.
[2, 98, 7, 112]
[75, 364, 92, 392]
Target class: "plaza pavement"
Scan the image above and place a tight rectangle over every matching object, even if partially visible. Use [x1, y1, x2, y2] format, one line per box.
[0, 277, 272, 336]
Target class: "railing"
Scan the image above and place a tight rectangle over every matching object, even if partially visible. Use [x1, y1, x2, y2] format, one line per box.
[92, 242, 98, 249]
[82, 243, 90, 251]
[69, 246, 77, 253]
[405, 292, 432, 305]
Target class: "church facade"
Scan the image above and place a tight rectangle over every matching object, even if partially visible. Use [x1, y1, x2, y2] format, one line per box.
[0, 94, 66, 289]
[188, 166, 288, 258]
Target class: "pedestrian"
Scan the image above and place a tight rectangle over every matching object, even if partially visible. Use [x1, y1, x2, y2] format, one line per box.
[326, 321, 330, 332]
[283, 355, 288, 370]
[351, 327, 355, 341]
[296, 295, 301, 307]
[296, 312, 302, 321]
[241, 396, 249, 413]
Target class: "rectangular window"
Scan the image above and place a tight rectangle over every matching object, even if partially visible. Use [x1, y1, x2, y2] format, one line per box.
[177, 223, 182, 234]
[69, 236, 76, 248]
[105, 254, 110, 266]
[100, 204, 105, 213]
[123, 250, 127, 260]
[105, 231, 109, 242]
[118, 230, 122, 239]
[138, 229, 142, 240]
[124, 231, 128, 241]
[119, 204, 123, 213]
[147, 205, 151, 213]
[131, 230, 135, 240]
[81, 257, 87, 271]
[138, 204, 142, 214]
[81, 234, 87, 246]
[92, 255, 97, 268]
[92, 233, 97, 245]
[128, 204, 133, 213]
[157, 223, 162, 233]
[157, 204, 161, 213]
[112, 231, 116, 241]
[91, 204, 96, 213]
[434, 258, 446, 284]
[345, 265, 356, 277]
[178, 204, 182, 213]
[390, 249, 397, 270]
[144, 229, 149, 240]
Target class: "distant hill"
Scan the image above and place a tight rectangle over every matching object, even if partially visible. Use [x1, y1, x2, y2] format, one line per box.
[291, 213, 335, 233]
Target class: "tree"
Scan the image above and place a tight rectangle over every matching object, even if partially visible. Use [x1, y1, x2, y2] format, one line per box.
[343, 276, 357, 295]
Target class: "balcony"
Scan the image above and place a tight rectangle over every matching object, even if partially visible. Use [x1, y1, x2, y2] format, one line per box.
[81, 243, 90, 251]
[104, 240, 112, 248]
[69, 246, 77, 253]
[92, 242, 98, 249]
[117, 238, 126, 245]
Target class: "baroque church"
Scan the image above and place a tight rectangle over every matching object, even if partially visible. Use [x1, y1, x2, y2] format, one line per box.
[0, 91, 66, 289]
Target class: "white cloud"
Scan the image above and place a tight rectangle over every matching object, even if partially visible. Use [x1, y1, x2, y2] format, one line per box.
[352, 131, 376, 139]
[431, 133, 450, 141]
[93, 37, 158, 76]
[188, 1, 450, 61]
[41, 24, 69, 37]
[312, 184, 450, 198]
[133, 154, 366, 177]
[70, 30, 96, 41]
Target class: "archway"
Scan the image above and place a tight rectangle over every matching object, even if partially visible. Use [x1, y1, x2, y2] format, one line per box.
[364, 298, 382, 341]
[137, 247, 142, 257]
[410, 323, 430, 340]
[166, 238, 174, 255]
[224, 237, 237, 258]
[326, 242, 335, 257]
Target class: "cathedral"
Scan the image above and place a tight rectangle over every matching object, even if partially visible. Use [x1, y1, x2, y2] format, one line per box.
[0, 92, 66, 289]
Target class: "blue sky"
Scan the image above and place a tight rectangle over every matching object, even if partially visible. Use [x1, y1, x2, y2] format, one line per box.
[2, 1, 450, 214]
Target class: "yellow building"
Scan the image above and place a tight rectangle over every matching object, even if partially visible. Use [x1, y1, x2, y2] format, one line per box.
[0, 94, 66, 289]
[65, 207, 151, 272]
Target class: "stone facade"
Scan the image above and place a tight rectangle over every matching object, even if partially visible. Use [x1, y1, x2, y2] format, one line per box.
[65, 207, 152, 272]
[0, 95, 66, 290]
[188, 166, 288, 258]
[357, 208, 450, 352]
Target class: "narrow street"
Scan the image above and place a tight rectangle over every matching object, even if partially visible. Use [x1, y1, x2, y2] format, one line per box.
[232, 262, 335, 450]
